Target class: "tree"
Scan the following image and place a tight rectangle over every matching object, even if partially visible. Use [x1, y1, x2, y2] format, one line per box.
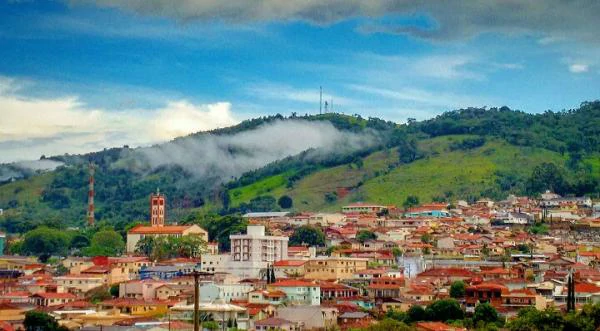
[22, 226, 70, 262]
[507, 307, 566, 331]
[473, 303, 499, 324]
[420, 233, 433, 244]
[70, 234, 90, 250]
[392, 247, 403, 258]
[289, 226, 326, 247]
[425, 299, 464, 321]
[278, 195, 293, 209]
[176, 235, 208, 258]
[135, 235, 207, 260]
[450, 281, 466, 298]
[83, 229, 125, 256]
[526, 162, 568, 195]
[363, 318, 412, 331]
[135, 236, 155, 257]
[24, 310, 68, 331]
[110, 284, 119, 297]
[356, 230, 377, 243]
[407, 305, 427, 323]
[403, 195, 419, 210]
[203, 321, 219, 330]
[386, 309, 408, 323]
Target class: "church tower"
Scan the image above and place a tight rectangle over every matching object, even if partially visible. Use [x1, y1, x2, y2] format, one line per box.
[150, 189, 165, 227]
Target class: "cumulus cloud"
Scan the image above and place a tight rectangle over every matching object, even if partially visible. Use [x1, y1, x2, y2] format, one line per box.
[130, 119, 378, 181]
[0, 77, 239, 163]
[69, 0, 600, 43]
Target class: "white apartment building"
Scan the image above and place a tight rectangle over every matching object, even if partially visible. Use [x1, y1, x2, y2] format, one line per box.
[228, 225, 288, 278]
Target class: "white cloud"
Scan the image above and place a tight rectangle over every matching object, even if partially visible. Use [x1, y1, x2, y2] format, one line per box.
[569, 63, 589, 73]
[347, 84, 493, 109]
[245, 83, 358, 107]
[0, 77, 239, 162]
[356, 53, 482, 81]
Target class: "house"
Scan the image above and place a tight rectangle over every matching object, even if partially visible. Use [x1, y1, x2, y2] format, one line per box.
[254, 317, 300, 331]
[304, 257, 368, 281]
[199, 281, 255, 302]
[0, 303, 28, 325]
[54, 274, 105, 294]
[31, 293, 77, 307]
[320, 282, 360, 302]
[119, 279, 167, 299]
[100, 298, 170, 317]
[79, 263, 128, 285]
[155, 284, 189, 300]
[276, 306, 338, 330]
[465, 283, 507, 312]
[338, 311, 373, 330]
[502, 288, 537, 308]
[402, 287, 435, 304]
[342, 203, 387, 214]
[269, 280, 320, 306]
[248, 290, 286, 306]
[367, 277, 404, 300]
[273, 260, 306, 277]
[170, 301, 249, 330]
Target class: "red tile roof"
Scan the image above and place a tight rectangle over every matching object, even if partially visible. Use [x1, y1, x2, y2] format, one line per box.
[32, 292, 77, 299]
[128, 225, 194, 234]
[273, 260, 307, 267]
[271, 280, 317, 287]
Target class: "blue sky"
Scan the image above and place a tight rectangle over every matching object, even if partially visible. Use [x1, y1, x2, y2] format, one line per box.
[1, 1, 599, 162]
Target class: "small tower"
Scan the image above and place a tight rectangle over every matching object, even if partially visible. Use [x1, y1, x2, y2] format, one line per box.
[87, 162, 95, 226]
[150, 189, 166, 227]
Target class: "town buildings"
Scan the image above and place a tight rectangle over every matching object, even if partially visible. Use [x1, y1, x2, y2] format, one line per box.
[0, 191, 598, 330]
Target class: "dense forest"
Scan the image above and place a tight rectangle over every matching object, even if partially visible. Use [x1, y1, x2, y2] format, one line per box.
[0, 101, 598, 234]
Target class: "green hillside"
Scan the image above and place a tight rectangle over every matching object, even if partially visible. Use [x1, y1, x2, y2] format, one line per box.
[227, 136, 592, 212]
[1, 102, 599, 233]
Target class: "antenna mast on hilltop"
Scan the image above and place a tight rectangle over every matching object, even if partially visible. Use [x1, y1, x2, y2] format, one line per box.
[319, 86, 322, 115]
[87, 162, 95, 226]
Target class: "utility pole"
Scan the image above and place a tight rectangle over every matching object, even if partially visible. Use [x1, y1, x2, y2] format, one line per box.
[193, 270, 200, 331]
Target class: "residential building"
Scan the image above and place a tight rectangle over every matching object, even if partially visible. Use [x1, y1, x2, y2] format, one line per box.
[304, 257, 369, 280]
[228, 225, 289, 278]
[269, 280, 321, 306]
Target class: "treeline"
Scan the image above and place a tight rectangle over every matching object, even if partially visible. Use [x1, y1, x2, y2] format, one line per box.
[419, 101, 600, 154]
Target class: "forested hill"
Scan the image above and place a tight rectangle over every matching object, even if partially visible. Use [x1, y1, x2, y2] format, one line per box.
[0, 101, 599, 234]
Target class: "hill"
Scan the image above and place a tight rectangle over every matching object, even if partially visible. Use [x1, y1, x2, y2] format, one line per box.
[0, 102, 599, 234]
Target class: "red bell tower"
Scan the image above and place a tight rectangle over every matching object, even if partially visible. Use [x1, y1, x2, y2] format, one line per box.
[150, 189, 165, 227]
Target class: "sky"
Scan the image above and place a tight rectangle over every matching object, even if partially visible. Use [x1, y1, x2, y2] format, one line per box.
[1, 0, 599, 163]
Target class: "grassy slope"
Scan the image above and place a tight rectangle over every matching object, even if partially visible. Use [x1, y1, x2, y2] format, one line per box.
[358, 137, 566, 206]
[227, 135, 573, 211]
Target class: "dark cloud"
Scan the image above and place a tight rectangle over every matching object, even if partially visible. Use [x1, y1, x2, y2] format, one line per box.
[69, 0, 600, 43]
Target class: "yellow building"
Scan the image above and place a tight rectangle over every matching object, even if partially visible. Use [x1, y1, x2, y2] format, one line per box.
[304, 257, 368, 280]
[100, 298, 169, 317]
